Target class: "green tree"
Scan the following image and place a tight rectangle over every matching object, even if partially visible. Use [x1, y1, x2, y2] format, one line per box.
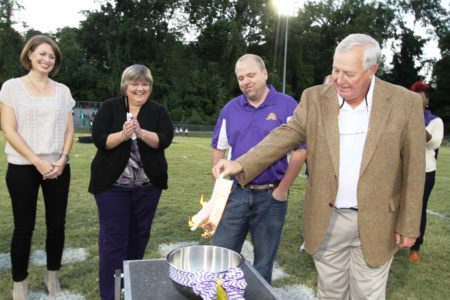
[272, 0, 396, 99]
[386, 26, 426, 87]
[0, 0, 24, 85]
[78, 0, 181, 100]
[54, 27, 102, 101]
[432, 29, 450, 133]
[3, 0, 442, 126]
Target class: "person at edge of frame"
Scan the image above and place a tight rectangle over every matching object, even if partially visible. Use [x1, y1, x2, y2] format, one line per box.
[408, 80, 444, 263]
[0, 34, 75, 299]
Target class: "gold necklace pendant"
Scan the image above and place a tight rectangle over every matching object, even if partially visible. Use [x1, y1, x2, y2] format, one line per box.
[27, 74, 49, 93]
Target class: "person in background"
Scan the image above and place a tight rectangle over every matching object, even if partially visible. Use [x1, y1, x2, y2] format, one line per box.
[213, 34, 425, 299]
[0, 35, 75, 299]
[184, 126, 189, 137]
[408, 81, 444, 263]
[89, 64, 173, 300]
[211, 54, 306, 284]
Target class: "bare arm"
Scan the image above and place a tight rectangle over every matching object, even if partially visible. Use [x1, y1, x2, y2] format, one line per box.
[272, 148, 306, 201]
[211, 148, 226, 185]
[45, 112, 75, 178]
[105, 120, 134, 150]
[139, 130, 159, 148]
[0, 103, 54, 176]
[135, 118, 160, 148]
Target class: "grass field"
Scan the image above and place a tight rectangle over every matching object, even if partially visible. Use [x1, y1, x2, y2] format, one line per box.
[0, 130, 449, 299]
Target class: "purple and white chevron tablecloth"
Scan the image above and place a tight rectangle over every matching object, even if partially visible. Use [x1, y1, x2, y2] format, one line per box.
[169, 266, 247, 300]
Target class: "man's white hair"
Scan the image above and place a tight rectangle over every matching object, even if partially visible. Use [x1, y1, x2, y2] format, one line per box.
[335, 33, 381, 70]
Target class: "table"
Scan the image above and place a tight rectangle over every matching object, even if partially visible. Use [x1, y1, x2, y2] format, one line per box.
[122, 259, 281, 299]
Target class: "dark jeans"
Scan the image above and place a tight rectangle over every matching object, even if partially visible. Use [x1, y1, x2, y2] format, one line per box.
[213, 183, 288, 284]
[95, 184, 161, 300]
[6, 163, 70, 282]
[411, 171, 435, 252]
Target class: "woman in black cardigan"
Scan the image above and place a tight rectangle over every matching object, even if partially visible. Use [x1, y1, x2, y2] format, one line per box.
[89, 64, 173, 300]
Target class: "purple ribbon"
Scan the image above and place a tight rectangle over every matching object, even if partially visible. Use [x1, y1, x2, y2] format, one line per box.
[169, 266, 247, 300]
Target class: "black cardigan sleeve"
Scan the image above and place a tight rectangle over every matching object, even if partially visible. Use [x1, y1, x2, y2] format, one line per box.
[92, 98, 125, 150]
[150, 102, 174, 150]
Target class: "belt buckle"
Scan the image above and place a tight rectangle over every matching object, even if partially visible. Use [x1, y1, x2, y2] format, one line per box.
[242, 182, 278, 190]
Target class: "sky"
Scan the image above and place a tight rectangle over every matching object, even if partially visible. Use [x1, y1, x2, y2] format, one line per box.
[11, 0, 446, 76]
[12, 0, 102, 33]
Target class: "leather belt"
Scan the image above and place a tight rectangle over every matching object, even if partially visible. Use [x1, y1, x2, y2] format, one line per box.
[242, 182, 279, 190]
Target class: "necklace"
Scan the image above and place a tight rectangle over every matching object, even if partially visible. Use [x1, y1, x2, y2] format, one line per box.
[27, 74, 49, 93]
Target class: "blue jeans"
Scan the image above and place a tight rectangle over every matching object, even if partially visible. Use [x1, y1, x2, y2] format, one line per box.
[212, 183, 288, 283]
[95, 184, 161, 300]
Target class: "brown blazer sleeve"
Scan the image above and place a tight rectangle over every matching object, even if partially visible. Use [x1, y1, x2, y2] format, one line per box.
[395, 92, 426, 237]
[235, 95, 308, 185]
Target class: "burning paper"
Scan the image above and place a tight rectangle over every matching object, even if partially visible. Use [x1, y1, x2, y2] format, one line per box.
[189, 177, 233, 238]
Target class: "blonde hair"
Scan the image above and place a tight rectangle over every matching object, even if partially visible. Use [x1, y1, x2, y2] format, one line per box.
[20, 35, 62, 76]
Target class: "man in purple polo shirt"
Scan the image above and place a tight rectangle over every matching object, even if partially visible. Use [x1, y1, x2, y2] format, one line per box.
[211, 54, 306, 284]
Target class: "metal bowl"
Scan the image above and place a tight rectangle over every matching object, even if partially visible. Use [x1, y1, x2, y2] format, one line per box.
[167, 245, 244, 299]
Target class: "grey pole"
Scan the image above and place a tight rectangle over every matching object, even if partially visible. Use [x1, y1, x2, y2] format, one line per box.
[282, 16, 288, 94]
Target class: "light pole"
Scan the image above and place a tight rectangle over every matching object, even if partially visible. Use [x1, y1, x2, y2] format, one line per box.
[282, 16, 289, 94]
[273, 0, 303, 94]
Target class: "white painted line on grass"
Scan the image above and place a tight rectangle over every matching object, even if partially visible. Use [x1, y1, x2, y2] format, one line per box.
[158, 241, 199, 258]
[31, 248, 89, 266]
[240, 240, 290, 281]
[427, 210, 450, 220]
[189, 143, 211, 150]
[29, 290, 85, 300]
[173, 140, 211, 150]
[0, 252, 11, 269]
[0, 248, 88, 269]
[274, 284, 316, 300]
[436, 176, 450, 181]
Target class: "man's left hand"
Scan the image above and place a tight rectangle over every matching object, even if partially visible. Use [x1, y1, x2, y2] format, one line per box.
[272, 187, 288, 201]
[396, 233, 417, 248]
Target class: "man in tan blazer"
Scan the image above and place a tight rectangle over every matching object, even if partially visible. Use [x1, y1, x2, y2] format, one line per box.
[212, 34, 425, 299]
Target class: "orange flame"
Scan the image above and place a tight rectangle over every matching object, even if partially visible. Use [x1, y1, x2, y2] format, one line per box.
[188, 193, 206, 229]
[189, 192, 216, 238]
[200, 193, 207, 207]
[201, 230, 215, 238]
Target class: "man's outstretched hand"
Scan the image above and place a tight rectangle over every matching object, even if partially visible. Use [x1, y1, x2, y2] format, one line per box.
[212, 159, 243, 179]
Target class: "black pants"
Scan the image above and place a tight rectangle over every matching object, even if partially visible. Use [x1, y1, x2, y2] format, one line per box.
[411, 171, 435, 252]
[6, 163, 70, 281]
